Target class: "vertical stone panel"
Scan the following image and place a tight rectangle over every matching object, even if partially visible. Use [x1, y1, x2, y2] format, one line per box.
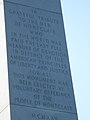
[1, 0, 78, 119]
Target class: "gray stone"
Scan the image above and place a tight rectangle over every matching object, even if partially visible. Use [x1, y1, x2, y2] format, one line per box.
[0, 0, 78, 119]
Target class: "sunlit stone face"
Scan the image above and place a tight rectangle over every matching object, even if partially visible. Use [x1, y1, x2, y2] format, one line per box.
[0, 0, 2, 4]
[0, 1, 11, 120]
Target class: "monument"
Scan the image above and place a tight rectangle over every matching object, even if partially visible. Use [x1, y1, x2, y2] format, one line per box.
[0, 0, 78, 120]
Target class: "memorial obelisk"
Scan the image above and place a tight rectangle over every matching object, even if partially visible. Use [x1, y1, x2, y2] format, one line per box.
[0, 0, 78, 120]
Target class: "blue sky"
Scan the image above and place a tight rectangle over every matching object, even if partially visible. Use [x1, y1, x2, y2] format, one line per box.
[61, 0, 90, 120]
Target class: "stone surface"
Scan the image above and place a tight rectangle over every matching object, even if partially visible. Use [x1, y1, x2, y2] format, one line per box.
[0, 0, 9, 113]
[0, 1, 10, 120]
[4, 0, 61, 13]
[2, 0, 78, 119]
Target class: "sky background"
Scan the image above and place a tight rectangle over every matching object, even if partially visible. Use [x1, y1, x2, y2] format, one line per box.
[61, 0, 90, 120]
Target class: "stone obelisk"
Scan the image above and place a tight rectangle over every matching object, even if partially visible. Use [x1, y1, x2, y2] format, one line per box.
[0, 0, 78, 120]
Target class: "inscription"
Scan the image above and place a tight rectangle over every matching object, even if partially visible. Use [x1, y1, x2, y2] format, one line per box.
[32, 113, 58, 120]
[5, 2, 76, 113]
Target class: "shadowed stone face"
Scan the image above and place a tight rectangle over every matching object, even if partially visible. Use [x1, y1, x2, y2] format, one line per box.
[4, 0, 61, 13]
[0, 0, 78, 120]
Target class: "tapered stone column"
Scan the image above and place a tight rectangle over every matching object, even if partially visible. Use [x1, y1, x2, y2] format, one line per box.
[0, 0, 78, 120]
